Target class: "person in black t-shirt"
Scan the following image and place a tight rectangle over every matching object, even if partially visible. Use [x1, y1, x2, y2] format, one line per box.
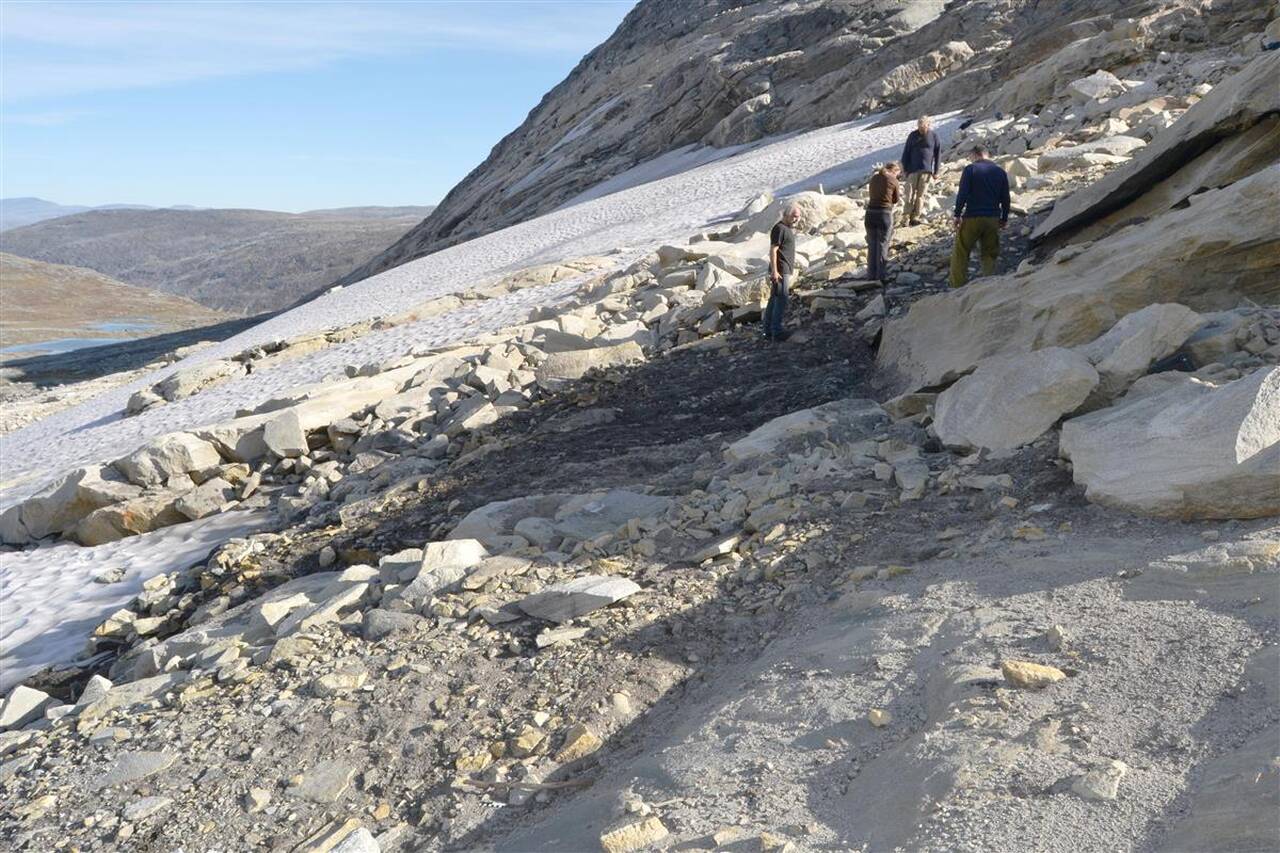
[764, 203, 800, 341]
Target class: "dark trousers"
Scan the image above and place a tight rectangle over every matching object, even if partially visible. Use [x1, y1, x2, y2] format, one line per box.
[762, 272, 791, 336]
[865, 208, 893, 281]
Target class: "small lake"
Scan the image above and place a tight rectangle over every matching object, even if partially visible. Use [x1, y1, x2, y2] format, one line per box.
[0, 337, 124, 356]
[89, 321, 158, 333]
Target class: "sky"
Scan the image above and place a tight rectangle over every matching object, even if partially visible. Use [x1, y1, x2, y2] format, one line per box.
[0, 1, 636, 212]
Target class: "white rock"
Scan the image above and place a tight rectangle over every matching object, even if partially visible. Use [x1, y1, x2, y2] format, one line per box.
[263, 409, 308, 458]
[332, 828, 381, 853]
[9, 465, 142, 542]
[1060, 367, 1279, 519]
[535, 342, 646, 390]
[174, 477, 237, 520]
[122, 796, 172, 821]
[155, 360, 245, 402]
[1076, 303, 1202, 399]
[0, 685, 55, 731]
[114, 432, 224, 487]
[933, 348, 1098, 451]
[1072, 760, 1128, 800]
[1067, 69, 1125, 103]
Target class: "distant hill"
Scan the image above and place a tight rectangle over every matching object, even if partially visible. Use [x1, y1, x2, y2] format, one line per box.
[0, 253, 227, 350]
[0, 197, 155, 231]
[0, 206, 433, 314]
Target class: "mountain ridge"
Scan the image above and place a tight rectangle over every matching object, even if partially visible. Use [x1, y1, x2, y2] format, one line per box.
[0, 206, 434, 314]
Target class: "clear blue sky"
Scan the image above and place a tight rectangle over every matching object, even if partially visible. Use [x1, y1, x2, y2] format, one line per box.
[0, 1, 635, 211]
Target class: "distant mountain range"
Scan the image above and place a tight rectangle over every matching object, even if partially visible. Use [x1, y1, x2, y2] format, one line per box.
[0, 204, 434, 314]
[0, 198, 165, 231]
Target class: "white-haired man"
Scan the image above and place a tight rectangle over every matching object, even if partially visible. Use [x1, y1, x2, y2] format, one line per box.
[764, 202, 800, 341]
[899, 115, 941, 226]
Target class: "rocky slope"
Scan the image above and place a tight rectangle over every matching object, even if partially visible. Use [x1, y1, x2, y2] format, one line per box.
[340, 0, 1272, 284]
[1, 8, 1278, 853]
[0, 207, 432, 315]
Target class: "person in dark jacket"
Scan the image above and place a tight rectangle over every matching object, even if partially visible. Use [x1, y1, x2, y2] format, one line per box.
[899, 116, 941, 226]
[864, 162, 901, 283]
[949, 145, 1010, 287]
[764, 202, 800, 341]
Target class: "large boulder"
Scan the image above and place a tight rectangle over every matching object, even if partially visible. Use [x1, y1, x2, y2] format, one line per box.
[174, 477, 237, 521]
[1035, 52, 1280, 245]
[114, 433, 224, 487]
[933, 348, 1099, 451]
[1060, 367, 1280, 519]
[703, 277, 767, 309]
[74, 491, 188, 546]
[535, 342, 645, 391]
[878, 166, 1280, 392]
[733, 191, 857, 240]
[155, 359, 246, 402]
[5, 466, 142, 543]
[1075, 303, 1203, 400]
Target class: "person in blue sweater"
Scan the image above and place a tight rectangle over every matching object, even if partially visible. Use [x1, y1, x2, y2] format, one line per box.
[899, 115, 941, 226]
[950, 144, 1011, 287]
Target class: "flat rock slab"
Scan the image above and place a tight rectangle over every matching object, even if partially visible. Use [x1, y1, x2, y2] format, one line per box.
[286, 760, 355, 804]
[122, 795, 173, 821]
[91, 751, 177, 791]
[519, 575, 641, 624]
[552, 490, 672, 542]
[723, 397, 888, 464]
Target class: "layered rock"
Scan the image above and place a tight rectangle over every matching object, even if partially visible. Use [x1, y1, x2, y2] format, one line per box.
[1059, 367, 1280, 519]
[1034, 51, 1280, 245]
[878, 166, 1280, 392]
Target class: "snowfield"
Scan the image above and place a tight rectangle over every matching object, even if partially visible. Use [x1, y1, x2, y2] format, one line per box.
[0, 114, 956, 689]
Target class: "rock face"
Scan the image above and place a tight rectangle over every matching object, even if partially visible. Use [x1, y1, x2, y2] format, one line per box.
[1060, 367, 1280, 519]
[878, 166, 1280, 392]
[933, 348, 1098, 451]
[336, 0, 1171, 284]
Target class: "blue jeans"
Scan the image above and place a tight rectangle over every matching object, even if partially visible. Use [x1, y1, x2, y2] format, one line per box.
[762, 273, 791, 336]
